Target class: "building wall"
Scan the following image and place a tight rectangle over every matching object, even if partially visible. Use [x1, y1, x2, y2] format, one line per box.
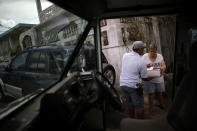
[19, 28, 38, 50]
[0, 38, 10, 57]
[0, 25, 34, 64]
[0, 35, 21, 61]
[101, 19, 135, 88]
[19, 9, 86, 47]
[102, 45, 133, 88]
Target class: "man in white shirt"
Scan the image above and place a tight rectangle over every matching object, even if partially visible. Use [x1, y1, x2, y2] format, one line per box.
[120, 41, 152, 119]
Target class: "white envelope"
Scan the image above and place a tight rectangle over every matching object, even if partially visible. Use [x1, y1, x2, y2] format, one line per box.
[147, 68, 160, 77]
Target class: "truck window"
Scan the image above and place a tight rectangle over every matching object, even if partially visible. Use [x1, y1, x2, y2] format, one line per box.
[11, 52, 28, 70]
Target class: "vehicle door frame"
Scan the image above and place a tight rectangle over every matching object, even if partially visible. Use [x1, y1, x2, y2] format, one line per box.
[59, 21, 103, 80]
[3, 51, 29, 98]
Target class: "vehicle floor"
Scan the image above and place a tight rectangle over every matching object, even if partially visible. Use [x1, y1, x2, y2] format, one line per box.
[0, 96, 15, 110]
[105, 90, 172, 131]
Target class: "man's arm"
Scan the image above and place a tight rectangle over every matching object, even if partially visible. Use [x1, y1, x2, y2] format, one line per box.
[140, 60, 154, 81]
[160, 60, 166, 75]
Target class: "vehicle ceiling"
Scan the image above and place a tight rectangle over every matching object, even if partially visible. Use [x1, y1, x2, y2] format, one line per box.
[49, 0, 186, 20]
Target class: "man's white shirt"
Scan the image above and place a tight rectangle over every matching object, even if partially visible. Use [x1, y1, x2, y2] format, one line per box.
[120, 51, 148, 88]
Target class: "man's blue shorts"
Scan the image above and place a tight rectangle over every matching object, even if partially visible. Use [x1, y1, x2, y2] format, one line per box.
[120, 86, 144, 110]
[143, 81, 165, 94]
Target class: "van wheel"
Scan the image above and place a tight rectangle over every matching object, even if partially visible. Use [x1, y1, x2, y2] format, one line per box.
[103, 64, 116, 86]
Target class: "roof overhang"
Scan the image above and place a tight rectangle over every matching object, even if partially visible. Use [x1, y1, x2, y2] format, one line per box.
[0, 23, 35, 39]
[49, 0, 187, 21]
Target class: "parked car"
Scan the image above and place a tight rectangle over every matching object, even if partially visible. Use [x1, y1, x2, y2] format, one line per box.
[0, 44, 116, 100]
[0, 57, 9, 69]
[80, 43, 116, 86]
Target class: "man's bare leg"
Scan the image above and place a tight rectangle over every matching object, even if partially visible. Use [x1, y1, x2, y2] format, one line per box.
[128, 104, 135, 118]
[136, 109, 144, 119]
[157, 92, 168, 111]
[148, 93, 155, 115]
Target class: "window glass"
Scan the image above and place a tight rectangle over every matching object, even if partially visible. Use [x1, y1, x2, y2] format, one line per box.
[0, 0, 88, 116]
[27, 52, 40, 72]
[37, 52, 46, 72]
[49, 53, 59, 74]
[70, 28, 96, 73]
[11, 52, 28, 70]
[54, 52, 64, 70]
[53, 51, 65, 72]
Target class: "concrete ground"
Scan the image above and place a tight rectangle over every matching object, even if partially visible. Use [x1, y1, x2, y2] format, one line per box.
[105, 89, 172, 131]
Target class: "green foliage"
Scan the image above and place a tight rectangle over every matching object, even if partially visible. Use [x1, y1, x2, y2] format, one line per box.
[157, 15, 176, 25]
[126, 17, 150, 44]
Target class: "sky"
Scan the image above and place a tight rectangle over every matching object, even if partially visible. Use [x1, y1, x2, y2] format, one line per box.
[0, 0, 53, 34]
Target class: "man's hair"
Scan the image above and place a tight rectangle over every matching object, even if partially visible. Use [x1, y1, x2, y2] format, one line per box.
[133, 48, 138, 52]
[149, 44, 157, 49]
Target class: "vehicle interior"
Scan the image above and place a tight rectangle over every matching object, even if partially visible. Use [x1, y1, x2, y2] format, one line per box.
[0, 0, 196, 131]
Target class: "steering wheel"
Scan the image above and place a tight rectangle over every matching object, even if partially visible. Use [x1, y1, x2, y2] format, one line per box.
[94, 72, 123, 111]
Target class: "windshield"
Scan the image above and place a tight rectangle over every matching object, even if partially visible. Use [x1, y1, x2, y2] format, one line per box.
[0, 0, 88, 114]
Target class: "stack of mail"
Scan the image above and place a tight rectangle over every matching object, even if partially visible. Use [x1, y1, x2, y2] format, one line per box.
[147, 67, 160, 77]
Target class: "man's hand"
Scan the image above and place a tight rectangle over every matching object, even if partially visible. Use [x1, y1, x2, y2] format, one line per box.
[160, 68, 164, 76]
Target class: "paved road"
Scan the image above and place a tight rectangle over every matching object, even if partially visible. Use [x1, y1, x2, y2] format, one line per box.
[105, 90, 172, 131]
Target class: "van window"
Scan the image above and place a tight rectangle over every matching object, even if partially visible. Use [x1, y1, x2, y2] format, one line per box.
[11, 52, 28, 70]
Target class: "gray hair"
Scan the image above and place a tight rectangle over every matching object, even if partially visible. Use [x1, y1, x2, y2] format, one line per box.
[149, 44, 157, 49]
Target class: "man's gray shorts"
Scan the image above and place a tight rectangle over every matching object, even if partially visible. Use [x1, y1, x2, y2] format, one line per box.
[143, 81, 165, 94]
[120, 86, 144, 110]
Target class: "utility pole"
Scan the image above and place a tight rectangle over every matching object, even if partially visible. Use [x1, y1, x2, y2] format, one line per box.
[35, 0, 42, 23]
